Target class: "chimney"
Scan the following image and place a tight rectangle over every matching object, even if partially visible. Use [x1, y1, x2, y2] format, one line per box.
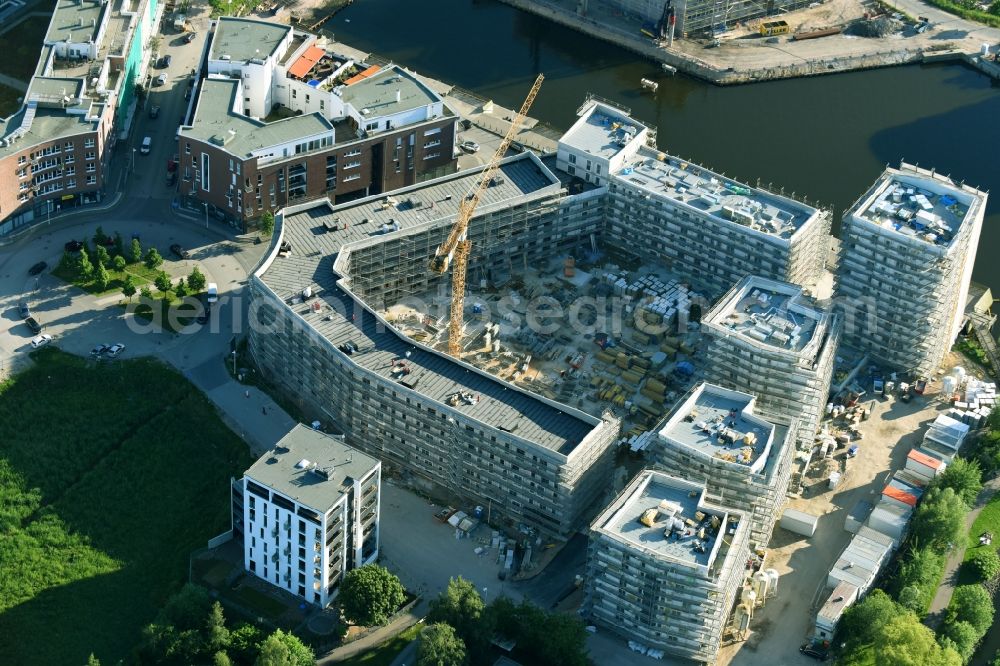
[395, 89, 400, 103]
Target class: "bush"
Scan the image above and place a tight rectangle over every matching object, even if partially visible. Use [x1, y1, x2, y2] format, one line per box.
[950, 584, 994, 634]
[937, 458, 983, 507]
[113, 255, 127, 272]
[969, 549, 1000, 582]
[417, 623, 466, 666]
[145, 248, 163, 270]
[912, 487, 966, 553]
[940, 620, 979, 662]
[339, 565, 406, 627]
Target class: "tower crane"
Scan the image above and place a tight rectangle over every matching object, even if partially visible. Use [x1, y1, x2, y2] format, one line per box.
[429, 74, 544, 358]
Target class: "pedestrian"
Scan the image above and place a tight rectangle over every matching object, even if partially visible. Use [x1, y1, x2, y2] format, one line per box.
[245, 389, 250, 399]
[262, 406, 267, 415]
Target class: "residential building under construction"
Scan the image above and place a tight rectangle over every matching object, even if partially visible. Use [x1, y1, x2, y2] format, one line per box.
[836, 162, 987, 376]
[654, 382, 794, 546]
[583, 469, 751, 663]
[702, 275, 841, 441]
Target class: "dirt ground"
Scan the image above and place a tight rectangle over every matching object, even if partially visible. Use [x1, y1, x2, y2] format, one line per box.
[719, 352, 983, 666]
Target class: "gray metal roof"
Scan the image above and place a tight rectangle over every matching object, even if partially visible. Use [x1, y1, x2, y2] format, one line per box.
[47, 0, 106, 43]
[180, 78, 333, 157]
[244, 424, 378, 512]
[258, 154, 599, 455]
[341, 66, 440, 118]
[560, 104, 644, 160]
[210, 17, 291, 62]
[594, 470, 732, 569]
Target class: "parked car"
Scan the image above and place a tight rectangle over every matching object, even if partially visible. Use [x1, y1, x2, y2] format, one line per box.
[64, 240, 84, 252]
[90, 344, 109, 357]
[460, 140, 479, 153]
[162, 54, 172, 67]
[106, 343, 126, 357]
[169, 244, 190, 259]
[28, 261, 47, 275]
[30, 334, 53, 349]
[155, 73, 168, 86]
[25, 317, 42, 333]
[149, 105, 160, 119]
[184, 31, 197, 43]
[799, 643, 829, 661]
[18, 302, 30, 319]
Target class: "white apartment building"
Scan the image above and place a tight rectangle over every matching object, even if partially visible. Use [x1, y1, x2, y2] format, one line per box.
[655, 383, 794, 546]
[837, 162, 987, 375]
[231, 424, 380, 607]
[584, 470, 751, 664]
[702, 275, 840, 441]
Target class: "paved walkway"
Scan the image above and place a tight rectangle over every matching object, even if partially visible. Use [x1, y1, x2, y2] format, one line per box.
[925, 476, 1000, 628]
[316, 600, 426, 664]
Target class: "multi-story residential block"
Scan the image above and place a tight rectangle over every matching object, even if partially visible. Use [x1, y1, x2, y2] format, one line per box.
[836, 162, 987, 376]
[653, 382, 793, 546]
[583, 470, 751, 664]
[249, 152, 621, 539]
[556, 99, 831, 299]
[231, 424, 380, 607]
[178, 17, 457, 228]
[0, 0, 159, 233]
[702, 275, 840, 440]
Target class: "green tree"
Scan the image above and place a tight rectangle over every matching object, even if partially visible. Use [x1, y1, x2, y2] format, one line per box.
[534, 611, 588, 666]
[254, 629, 313, 666]
[145, 248, 164, 270]
[187, 266, 207, 293]
[86, 654, 101, 666]
[417, 623, 466, 666]
[93, 226, 107, 246]
[113, 231, 125, 257]
[911, 487, 966, 553]
[898, 585, 924, 614]
[339, 564, 406, 626]
[112, 255, 127, 272]
[229, 623, 265, 665]
[122, 275, 137, 302]
[875, 614, 961, 666]
[58, 250, 75, 273]
[941, 620, 979, 662]
[213, 652, 233, 666]
[950, 584, 994, 634]
[260, 210, 275, 236]
[155, 271, 173, 297]
[137, 584, 215, 665]
[175, 280, 188, 298]
[130, 237, 143, 264]
[205, 601, 230, 654]
[140, 285, 154, 301]
[77, 247, 94, 279]
[95, 244, 110, 267]
[937, 457, 983, 507]
[94, 261, 110, 291]
[969, 548, 1000, 582]
[837, 590, 905, 652]
[889, 547, 943, 612]
[428, 577, 485, 646]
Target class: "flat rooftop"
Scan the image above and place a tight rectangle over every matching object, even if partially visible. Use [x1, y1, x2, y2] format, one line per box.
[181, 78, 333, 157]
[47, 0, 106, 44]
[560, 103, 646, 160]
[0, 107, 98, 157]
[850, 165, 984, 249]
[594, 471, 730, 569]
[706, 275, 827, 356]
[245, 424, 378, 512]
[211, 17, 291, 62]
[259, 154, 600, 455]
[341, 66, 441, 119]
[617, 145, 816, 240]
[659, 383, 775, 473]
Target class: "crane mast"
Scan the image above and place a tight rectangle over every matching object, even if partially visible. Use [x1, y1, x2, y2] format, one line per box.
[429, 74, 544, 357]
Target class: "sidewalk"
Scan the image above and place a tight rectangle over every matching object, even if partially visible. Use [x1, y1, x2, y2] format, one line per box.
[925, 477, 1000, 629]
[316, 600, 427, 664]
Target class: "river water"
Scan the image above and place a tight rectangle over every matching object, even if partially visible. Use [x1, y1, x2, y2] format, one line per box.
[330, 0, 1000, 287]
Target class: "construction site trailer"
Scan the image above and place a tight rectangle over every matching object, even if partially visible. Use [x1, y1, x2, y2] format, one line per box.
[780, 508, 818, 537]
[759, 20, 790, 36]
[844, 500, 872, 534]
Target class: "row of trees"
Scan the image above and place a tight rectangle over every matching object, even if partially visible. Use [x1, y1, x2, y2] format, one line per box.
[88, 584, 313, 666]
[418, 577, 589, 666]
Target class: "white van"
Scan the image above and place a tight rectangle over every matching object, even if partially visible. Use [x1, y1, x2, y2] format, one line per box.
[207, 283, 218, 303]
[140, 136, 152, 154]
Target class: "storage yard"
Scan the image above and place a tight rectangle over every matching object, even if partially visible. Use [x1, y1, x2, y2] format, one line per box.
[382, 258, 709, 443]
[719, 352, 988, 666]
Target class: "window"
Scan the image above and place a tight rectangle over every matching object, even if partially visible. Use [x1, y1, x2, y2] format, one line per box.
[423, 152, 440, 160]
[343, 173, 360, 182]
[344, 148, 361, 157]
[86, 175, 96, 184]
[568, 154, 576, 164]
[67, 179, 76, 189]
[18, 156, 26, 165]
[64, 141, 74, 151]
[64, 154, 74, 164]
[424, 140, 440, 148]
[365, 122, 377, 131]
[344, 160, 361, 170]
[201, 153, 210, 191]
[85, 163, 96, 173]
[66, 166, 75, 176]
[567, 165, 575, 175]
[185, 142, 191, 155]
[84, 138, 95, 148]
[423, 127, 442, 136]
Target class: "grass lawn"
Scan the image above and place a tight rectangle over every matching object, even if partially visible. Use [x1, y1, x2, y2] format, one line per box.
[0, 348, 253, 666]
[0, 83, 22, 117]
[0, 16, 51, 82]
[52, 258, 162, 296]
[339, 624, 422, 666]
[964, 491, 1000, 561]
[231, 584, 289, 621]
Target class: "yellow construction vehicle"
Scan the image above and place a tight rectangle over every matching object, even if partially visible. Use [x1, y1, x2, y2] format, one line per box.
[429, 74, 545, 357]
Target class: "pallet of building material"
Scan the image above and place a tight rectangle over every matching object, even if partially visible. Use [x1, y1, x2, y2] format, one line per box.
[631, 356, 651, 370]
[632, 331, 652, 346]
[660, 343, 677, 357]
[616, 353, 631, 369]
[646, 378, 668, 395]
[595, 350, 616, 365]
[641, 388, 666, 404]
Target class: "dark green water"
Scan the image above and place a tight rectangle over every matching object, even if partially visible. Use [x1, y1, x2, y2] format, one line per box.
[330, 0, 1000, 285]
